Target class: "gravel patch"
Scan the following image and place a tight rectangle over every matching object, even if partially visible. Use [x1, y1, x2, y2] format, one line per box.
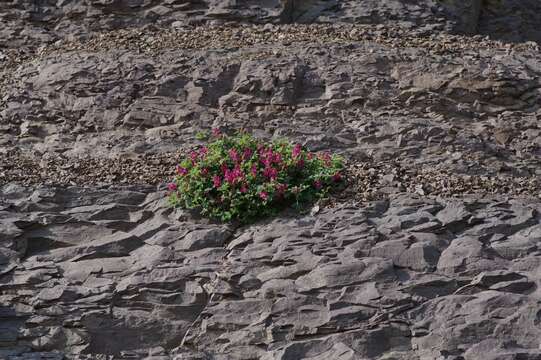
[2, 149, 540, 201]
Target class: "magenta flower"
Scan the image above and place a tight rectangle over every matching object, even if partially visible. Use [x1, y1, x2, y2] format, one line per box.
[224, 169, 234, 184]
[224, 166, 244, 184]
[261, 156, 272, 167]
[240, 184, 248, 193]
[176, 166, 188, 176]
[263, 166, 278, 180]
[332, 172, 342, 182]
[190, 151, 199, 165]
[251, 164, 258, 177]
[212, 128, 221, 137]
[168, 182, 177, 191]
[259, 191, 269, 201]
[213, 176, 222, 188]
[313, 180, 322, 190]
[243, 148, 253, 160]
[229, 148, 240, 163]
[234, 166, 244, 179]
[272, 152, 282, 164]
[199, 146, 208, 158]
[292, 144, 302, 158]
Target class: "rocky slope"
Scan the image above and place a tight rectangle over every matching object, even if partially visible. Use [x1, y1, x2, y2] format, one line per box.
[2, 1, 541, 359]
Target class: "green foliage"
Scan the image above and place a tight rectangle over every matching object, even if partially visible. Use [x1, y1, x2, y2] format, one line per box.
[168, 131, 344, 224]
[195, 130, 209, 141]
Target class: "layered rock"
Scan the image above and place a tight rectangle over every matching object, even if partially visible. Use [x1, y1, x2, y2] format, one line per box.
[2, 0, 541, 52]
[2, 0, 541, 359]
[2, 186, 541, 359]
[1, 25, 540, 185]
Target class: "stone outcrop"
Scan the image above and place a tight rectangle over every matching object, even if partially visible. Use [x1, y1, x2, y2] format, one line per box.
[2, 186, 541, 359]
[2, 0, 541, 359]
[1, 25, 540, 184]
[2, 0, 541, 51]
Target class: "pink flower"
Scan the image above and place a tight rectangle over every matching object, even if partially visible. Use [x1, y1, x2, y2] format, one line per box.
[332, 172, 342, 182]
[213, 176, 222, 188]
[240, 184, 248, 193]
[201, 168, 209, 176]
[261, 156, 272, 167]
[313, 180, 322, 190]
[243, 148, 253, 160]
[263, 166, 278, 180]
[224, 169, 235, 184]
[168, 182, 177, 191]
[260, 149, 273, 167]
[212, 128, 221, 137]
[176, 166, 188, 176]
[224, 166, 244, 184]
[272, 152, 282, 164]
[234, 166, 244, 179]
[229, 148, 240, 163]
[259, 191, 269, 201]
[199, 146, 208, 157]
[251, 164, 258, 177]
[292, 144, 302, 158]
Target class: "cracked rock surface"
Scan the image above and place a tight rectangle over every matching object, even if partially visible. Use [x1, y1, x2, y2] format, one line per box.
[2, 187, 541, 359]
[2, 1, 541, 359]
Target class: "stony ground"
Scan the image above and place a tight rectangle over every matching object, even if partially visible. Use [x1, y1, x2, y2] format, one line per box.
[2, 1, 541, 359]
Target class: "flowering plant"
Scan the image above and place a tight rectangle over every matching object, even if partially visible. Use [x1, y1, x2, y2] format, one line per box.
[168, 130, 344, 224]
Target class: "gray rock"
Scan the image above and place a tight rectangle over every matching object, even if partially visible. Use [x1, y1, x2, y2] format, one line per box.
[295, 258, 395, 292]
[2, 188, 541, 358]
[2, 0, 541, 357]
[178, 227, 232, 251]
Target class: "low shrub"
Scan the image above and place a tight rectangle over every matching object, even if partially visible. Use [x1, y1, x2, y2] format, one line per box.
[168, 130, 344, 224]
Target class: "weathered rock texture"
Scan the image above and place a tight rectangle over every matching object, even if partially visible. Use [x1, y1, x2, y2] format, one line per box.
[2, 0, 541, 359]
[1, 25, 540, 184]
[2, 187, 541, 359]
[2, 0, 541, 44]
